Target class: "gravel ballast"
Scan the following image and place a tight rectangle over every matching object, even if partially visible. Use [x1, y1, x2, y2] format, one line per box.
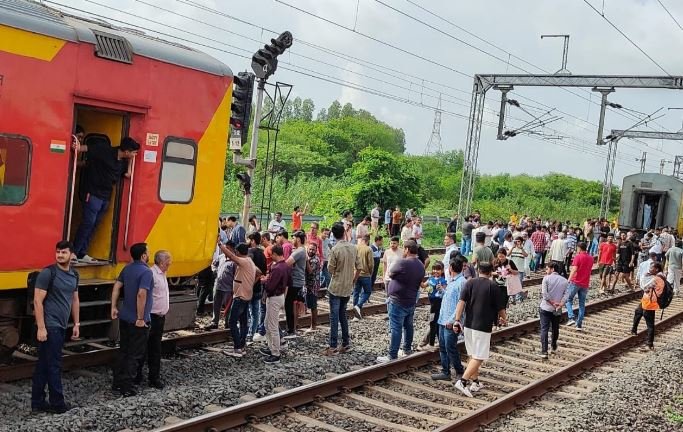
[0, 274, 633, 432]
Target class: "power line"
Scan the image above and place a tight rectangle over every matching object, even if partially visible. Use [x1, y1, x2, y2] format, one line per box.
[657, 0, 683, 32]
[581, 0, 672, 75]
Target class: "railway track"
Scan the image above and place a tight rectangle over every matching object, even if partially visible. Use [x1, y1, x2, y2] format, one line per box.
[0, 262, 554, 383]
[150, 291, 683, 432]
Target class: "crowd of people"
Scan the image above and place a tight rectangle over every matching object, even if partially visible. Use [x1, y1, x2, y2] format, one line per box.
[30, 206, 679, 412]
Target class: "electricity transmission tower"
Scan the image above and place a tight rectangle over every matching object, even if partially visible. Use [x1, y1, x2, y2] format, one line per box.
[424, 94, 443, 154]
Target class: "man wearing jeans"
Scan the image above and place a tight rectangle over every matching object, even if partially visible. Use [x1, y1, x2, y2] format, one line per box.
[530, 225, 547, 271]
[538, 263, 569, 359]
[352, 234, 375, 320]
[323, 222, 359, 356]
[461, 217, 474, 256]
[218, 242, 261, 358]
[431, 258, 466, 381]
[377, 240, 424, 363]
[72, 136, 139, 263]
[565, 242, 593, 331]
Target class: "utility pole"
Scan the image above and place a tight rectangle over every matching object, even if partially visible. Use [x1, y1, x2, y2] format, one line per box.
[424, 94, 443, 154]
[240, 78, 265, 226]
[636, 151, 647, 173]
[660, 158, 672, 174]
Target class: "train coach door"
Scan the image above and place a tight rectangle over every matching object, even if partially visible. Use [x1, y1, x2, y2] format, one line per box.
[65, 106, 129, 265]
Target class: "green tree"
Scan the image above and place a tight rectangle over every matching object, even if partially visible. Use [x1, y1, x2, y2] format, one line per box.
[341, 102, 355, 118]
[301, 98, 315, 121]
[316, 108, 328, 121]
[328, 100, 342, 119]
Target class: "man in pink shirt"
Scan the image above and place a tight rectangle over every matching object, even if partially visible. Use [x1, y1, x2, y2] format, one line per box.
[137, 250, 171, 389]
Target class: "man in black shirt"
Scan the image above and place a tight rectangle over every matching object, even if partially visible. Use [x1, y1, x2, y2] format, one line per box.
[72, 136, 139, 262]
[614, 231, 635, 291]
[247, 232, 267, 341]
[452, 262, 507, 397]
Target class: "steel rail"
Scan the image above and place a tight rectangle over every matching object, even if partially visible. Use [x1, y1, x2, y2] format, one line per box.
[151, 290, 642, 432]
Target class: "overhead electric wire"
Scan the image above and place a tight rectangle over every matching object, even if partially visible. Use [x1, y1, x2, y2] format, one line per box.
[581, 0, 672, 76]
[46, 0, 646, 169]
[657, 0, 683, 32]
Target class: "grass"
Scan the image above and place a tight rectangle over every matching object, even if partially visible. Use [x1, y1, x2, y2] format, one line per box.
[665, 396, 683, 426]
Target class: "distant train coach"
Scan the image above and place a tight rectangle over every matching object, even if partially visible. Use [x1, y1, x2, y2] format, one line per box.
[618, 173, 683, 232]
[0, 0, 233, 357]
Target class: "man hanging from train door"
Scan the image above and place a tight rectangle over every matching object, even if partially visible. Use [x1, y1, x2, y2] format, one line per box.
[71, 136, 140, 263]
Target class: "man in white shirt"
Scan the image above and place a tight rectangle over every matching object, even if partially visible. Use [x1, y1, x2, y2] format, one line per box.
[371, 205, 381, 232]
[637, 251, 657, 289]
[268, 212, 286, 234]
[401, 219, 414, 245]
[412, 217, 424, 245]
[137, 250, 171, 389]
[480, 221, 493, 247]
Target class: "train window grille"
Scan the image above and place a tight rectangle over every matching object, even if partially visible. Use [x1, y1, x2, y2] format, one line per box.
[93, 31, 133, 64]
[158, 138, 197, 203]
[0, 134, 31, 206]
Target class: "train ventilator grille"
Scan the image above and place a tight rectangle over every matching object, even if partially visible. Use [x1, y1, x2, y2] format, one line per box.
[93, 31, 133, 64]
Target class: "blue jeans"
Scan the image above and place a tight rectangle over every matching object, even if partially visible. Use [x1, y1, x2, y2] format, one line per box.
[388, 302, 415, 359]
[31, 327, 66, 409]
[352, 276, 372, 309]
[461, 236, 472, 256]
[228, 298, 250, 349]
[565, 282, 587, 328]
[248, 283, 262, 337]
[534, 252, 543, 270]
[320, 262, 331, 288]
[438, 324, 464, 376]
[328, 293, 349, 348]
[590, 238, 599, 255]
[73, 194, 109, 258]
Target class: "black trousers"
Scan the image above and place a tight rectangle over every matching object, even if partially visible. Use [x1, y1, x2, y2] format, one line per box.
[632, 305, 655, 347]
[539, 308, 560, 353]
[428, 298, 442, 345]
[137, 313, 165, 382]
[114, 320, 149, 392]
[371, 257, 380, 287]
[196, 268, 215, 314]
[285, 286, 300, 334]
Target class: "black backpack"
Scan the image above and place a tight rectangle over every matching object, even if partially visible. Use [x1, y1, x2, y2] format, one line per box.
[655, 275, 674, 318]
[27, 265, 80, 314]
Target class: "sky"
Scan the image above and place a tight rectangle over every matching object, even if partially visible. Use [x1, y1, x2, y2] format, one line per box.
[55, 0, 683, 185]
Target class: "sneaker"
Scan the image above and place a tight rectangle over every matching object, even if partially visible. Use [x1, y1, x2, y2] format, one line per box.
[78, 254, 99, 264]
[259, 347, 272, 356]
[629, 331, 637, 337]
[431, 372, 451, 381]
[338, 345, 353, 354]
[551, 345, 558, 353]
[223, 349, 243, 358]
[283, 332, 298, 340]
[352, 317, 360, 322]
[639, 345, 654, 352]
[398, 349, 407, 358]
[566, 320, 576, 326]
[49, 403, 73, 414]
[120, 388, 137, 398]
[538, 352, 549, 359]
[454, 379, 473, 398]
[469, 380, 484, 392]
[376, 356, 391, 364]
[263, 355, 281, 364]
[322, 347, 339, 356]
[253, 333, 266, 342]
[203, 323, 218, 331]
[574, 326, 584, 332]
[354, 305, 363, 319]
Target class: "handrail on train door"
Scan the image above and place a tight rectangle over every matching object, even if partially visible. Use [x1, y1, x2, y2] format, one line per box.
[66, 134, 79, 241]
[123, 154, 136, 251]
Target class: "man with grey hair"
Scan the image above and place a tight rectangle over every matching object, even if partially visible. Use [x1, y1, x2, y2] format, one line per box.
[136, 250, 171, 389]
[548, 232, 568, 277]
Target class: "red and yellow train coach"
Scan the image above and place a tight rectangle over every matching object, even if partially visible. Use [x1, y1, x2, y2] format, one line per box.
[0, 1, 233, 355]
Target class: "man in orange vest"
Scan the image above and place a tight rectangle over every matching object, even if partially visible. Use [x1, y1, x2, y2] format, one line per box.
[631, 261, 665, 351]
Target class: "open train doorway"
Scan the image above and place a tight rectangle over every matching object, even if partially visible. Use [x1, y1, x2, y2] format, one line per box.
[66, 106, 129, 266]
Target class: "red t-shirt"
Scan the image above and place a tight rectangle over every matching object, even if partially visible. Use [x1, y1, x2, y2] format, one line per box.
[292, 212, 302, 231]
[598, 242, 617, 265]
[570, 252, 593, 288]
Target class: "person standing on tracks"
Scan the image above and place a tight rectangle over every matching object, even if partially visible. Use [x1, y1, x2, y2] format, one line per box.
[31, 240, 80, 413]
[530, 225, 547, 271]
[323, 222, 359, 356]
[461, 216, 475, 256]
[247, 232, 267, 342]
[391, 207, 403, 237]
[136, 250, 171, 389]
[370, 235, 384, 288]
[219, 242, 261, 358]
[304, 242, 321, 333]
[382, 236, 401, 284]
[356, 216, 371, 241]
[111, 243, 153, 398]
[225, 215, 246, 245]
[442, 233, 459, 278]
[376, 240, 424, 363]
[260, 245, 291, 364]
[352, 234, 375, 320]
[284, 231, 307, 339]
[205, 243, 235, 331]
[665, 240, 683, 296]
[275, 230, 293, 260]
[400, 218, 413, 246]
[385, 207, 393, 236]
[538, 262, 570, 359]
[268, 212, 286, 234]
[565, 242, 593, 332]
[548, 232, 568, 278]
[431, 258, 466, 381]
[452, 262, 508, 397]
[371, 204, 381, 233]
[320, 227, 332, 289]
[598, 233, 618, 293]
[72, 137, 140, 263]
[471, 232, 493, 274]
[631, 261, 666, 351]
[614, 231, 636, 291]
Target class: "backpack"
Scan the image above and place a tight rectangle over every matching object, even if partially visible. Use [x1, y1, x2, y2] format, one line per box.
[27, 265, 80, 314]
[655, 275, 674, 318]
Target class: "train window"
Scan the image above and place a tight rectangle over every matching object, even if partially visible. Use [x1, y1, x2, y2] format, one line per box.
[0, 135, 31, 206]
[158, 137, 197, 203]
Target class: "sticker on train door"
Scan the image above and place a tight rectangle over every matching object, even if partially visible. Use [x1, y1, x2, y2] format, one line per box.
[49, 140, 66, 153]
[146, 133, 159, 147]
[143, 150, 157, 163]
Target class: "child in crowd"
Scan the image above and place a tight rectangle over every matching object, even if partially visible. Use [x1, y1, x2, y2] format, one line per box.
[418, 262, 447, 351]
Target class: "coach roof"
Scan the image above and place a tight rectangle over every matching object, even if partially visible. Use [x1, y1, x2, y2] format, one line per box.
[0, 0, 232, 77]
